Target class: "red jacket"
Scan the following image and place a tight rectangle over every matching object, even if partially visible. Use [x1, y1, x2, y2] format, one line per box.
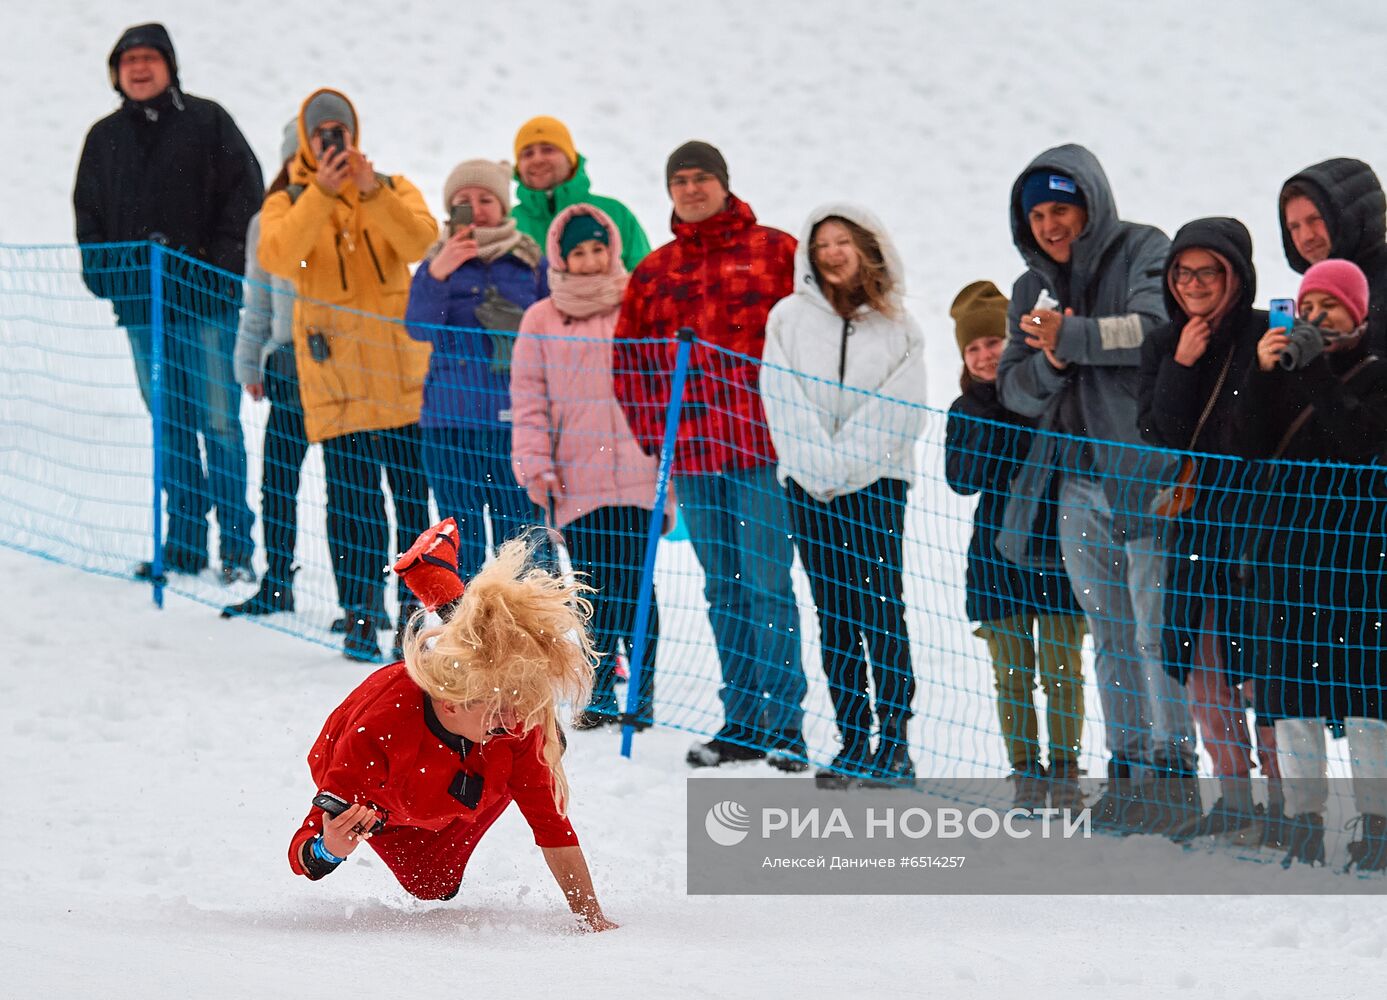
[289, 663, 576, 892]
[612, 195, 796, 475]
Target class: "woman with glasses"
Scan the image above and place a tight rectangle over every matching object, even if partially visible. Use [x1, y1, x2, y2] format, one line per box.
[1137, 217, 1280, 842]
[287, 525, 618, 931]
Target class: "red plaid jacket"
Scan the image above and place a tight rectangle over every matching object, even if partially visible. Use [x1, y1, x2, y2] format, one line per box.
[612, 196, 796, 475]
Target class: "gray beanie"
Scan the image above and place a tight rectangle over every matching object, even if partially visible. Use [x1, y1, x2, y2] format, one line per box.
[279, 119, 298, 165]
[303, 90, 356, 139]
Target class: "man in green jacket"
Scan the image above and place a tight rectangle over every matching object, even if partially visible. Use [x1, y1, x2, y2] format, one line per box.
[511, 115, 650, 270]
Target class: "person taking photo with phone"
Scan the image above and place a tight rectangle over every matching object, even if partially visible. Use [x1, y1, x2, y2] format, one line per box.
[405, 159, 549, 583]
[258, 88, 437, 663]
[1234, 259, 1387, 870]
[288, 524, 617, 930]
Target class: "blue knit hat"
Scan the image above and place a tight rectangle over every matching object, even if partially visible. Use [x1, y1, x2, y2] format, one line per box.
[559, 213, 609, 260]
[1021, 171, 1086, 215]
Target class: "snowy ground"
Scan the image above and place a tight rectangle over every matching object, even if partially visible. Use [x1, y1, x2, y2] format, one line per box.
[7, 0, 1387, 995]
[4, 546, 1386, 1000]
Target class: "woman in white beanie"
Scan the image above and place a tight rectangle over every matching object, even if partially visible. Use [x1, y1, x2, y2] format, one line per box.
[405, 159, 548, 581]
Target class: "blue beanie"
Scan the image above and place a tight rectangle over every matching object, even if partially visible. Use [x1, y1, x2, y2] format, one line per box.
[1021, 171, 1086, 215]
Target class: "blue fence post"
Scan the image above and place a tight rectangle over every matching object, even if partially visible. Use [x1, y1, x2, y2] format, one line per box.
[620, 326, 696, 758]
[148, 242, 166, 609]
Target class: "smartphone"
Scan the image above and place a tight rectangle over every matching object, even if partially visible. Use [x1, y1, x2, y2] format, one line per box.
[319, 126, 346, 159]
[307, 330, 330, 363]
[448, 203, 474, 237]
[1269, 297, 1296, 331]
[313, 791, 386, 834]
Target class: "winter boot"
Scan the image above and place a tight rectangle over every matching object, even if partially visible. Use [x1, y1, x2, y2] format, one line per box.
[135, 548, 208, 581]
[221, 570, 296, 619]
[815, 739, 875, 789]
[342, 611, 383, 663]
[1091, 760, 1145, 834]
[1137, 761, 1202, 836]
[220, 558, 257, 586]
[686, 738, 767, 768]
[1261, 780, 1290, 851]
[1047, 759, 1087, 813]
[1008, 761, 1049, 812]
[861, 715, 914, 788]
[1172, 776, 1258, 844]
[766, 732, 811, 774]
[331, 606, 390, 634]
[1280, 812, 1326, 868]
[1343, 814, 1387, 873]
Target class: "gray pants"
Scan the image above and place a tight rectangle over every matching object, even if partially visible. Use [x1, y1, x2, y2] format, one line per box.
[1058, 475, 1194, 772]
[1277, 717, 1387, 818]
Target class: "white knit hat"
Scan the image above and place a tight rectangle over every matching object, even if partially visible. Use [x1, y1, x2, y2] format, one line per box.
[442, 159, 512, 213]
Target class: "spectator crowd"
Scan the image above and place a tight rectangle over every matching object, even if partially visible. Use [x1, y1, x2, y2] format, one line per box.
[74, 23, 1387, 875]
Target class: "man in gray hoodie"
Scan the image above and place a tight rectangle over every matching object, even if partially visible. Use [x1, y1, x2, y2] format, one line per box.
[996, 144, 1196, 833]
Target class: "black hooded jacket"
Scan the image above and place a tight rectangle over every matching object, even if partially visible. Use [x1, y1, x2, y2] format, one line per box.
[1279, 157, 1387, 356]
[1136, 218, 1264, 685]
[1138, 217, 1265, 461]
[74, 23, 262, 327]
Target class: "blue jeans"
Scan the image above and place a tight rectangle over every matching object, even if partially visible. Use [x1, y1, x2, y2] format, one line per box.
[674, 465, 806, 749]
[1058, 475, 1195, 772]
[422, 425, 543, 581]
[128, 320, 254, 565]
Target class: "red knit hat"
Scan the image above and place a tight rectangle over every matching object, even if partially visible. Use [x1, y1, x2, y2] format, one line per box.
[1298, 259, 1370, 327]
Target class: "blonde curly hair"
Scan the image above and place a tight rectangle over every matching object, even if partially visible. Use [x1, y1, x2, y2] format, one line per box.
[402, 533, 597, 812]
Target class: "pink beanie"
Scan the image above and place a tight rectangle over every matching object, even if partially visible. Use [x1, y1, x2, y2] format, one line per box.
[1298, 259, 1370, 326]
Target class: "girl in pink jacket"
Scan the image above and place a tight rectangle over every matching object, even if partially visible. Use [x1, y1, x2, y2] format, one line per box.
[511, 204, 668, 729]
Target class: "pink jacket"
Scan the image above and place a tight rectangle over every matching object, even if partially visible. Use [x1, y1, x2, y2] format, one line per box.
[511, 204, 674, 530]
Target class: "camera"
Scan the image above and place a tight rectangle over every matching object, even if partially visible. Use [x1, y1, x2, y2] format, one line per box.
[1278, 318, 1326, 371]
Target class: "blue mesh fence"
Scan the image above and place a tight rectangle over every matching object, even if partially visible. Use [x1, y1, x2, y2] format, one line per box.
[4, 241, 1386, 869]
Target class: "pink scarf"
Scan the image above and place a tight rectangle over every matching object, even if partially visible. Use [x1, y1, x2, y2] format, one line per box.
[549, 269, 629, 320]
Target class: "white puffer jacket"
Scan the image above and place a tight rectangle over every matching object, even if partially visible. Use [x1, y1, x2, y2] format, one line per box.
[762, 203, 927, 501]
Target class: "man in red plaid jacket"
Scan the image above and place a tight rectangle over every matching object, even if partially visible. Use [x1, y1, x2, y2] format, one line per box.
[613, 141, 807, 771]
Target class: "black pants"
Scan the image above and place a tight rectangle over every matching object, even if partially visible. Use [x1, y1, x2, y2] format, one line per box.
[260, 347, 309, 585]
[563, 505, 659, 720]
[788, 478, 914, 754]
[322, 423, 430, 615]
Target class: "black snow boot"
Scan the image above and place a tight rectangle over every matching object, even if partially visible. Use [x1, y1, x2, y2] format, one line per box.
[861, 715, 914, 788]
[221, 571, 296, 619]
[1343, 814, 1387, 874]
[342, 610, 383, 663]
[815, 739, 875, 789]
[1136, 761, 1202, 836]
[1280, 812, 1326, 868]
[1009, 761, 1048, 812]
[1090, 760, 1144, 834]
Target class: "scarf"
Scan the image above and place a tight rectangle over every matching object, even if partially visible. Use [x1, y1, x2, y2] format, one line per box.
[424, 215, 542, 268]
[549, 269, 629, 320]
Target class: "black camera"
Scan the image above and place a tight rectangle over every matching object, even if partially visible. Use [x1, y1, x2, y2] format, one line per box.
[1279, 317, 1327, 371]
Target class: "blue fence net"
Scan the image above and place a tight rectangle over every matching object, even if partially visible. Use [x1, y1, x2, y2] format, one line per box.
[3, 241, 1386, 869]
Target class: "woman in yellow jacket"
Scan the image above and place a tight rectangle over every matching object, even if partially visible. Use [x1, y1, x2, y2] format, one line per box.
[259, 88, 438, 662]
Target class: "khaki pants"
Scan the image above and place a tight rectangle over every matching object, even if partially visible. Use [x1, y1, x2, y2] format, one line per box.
[977, 613, 1087, 770]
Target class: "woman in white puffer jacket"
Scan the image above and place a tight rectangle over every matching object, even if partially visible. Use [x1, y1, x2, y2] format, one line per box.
[762, 203, 926, 788]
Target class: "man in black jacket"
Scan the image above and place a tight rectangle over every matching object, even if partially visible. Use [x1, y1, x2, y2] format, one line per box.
[74, 22, 263, 582]
[1279, 158, 1387, 357]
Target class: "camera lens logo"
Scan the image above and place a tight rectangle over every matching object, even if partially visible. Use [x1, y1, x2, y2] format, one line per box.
[705, 800, 751, 847]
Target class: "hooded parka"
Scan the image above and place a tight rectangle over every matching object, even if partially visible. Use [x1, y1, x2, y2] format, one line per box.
[1137, 217, 1264, 684]
[760, 203, 927, 501]
[1279, 158, 1387, 357]
[995, 144, 1176, 569]
[257, 89, 437, 444]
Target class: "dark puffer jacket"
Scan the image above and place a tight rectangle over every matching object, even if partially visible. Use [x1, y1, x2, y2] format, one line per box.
[74, 24, 262, 329]
[1279, 158, 1387, 357]
[1137, 217, 1264, 684]
[946, 380, 1083, 624]
[1233, 335, 1387, 721]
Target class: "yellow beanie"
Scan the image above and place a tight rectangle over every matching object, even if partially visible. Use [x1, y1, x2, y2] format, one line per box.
[950, 280, 1010, 355]
[513, 116, 578, 168]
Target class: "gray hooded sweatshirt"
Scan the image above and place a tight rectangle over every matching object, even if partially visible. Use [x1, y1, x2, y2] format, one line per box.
[995, 144, 1175, 568]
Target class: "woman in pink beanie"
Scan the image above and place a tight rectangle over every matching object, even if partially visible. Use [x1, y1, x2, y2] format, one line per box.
[1235, 256, 1387, 870]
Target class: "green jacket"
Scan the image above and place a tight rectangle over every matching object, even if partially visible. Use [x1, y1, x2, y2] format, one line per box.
[512, 155, 651, 270]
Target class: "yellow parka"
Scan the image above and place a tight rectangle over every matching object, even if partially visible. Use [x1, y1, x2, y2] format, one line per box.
[258, 89, 438, 443]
